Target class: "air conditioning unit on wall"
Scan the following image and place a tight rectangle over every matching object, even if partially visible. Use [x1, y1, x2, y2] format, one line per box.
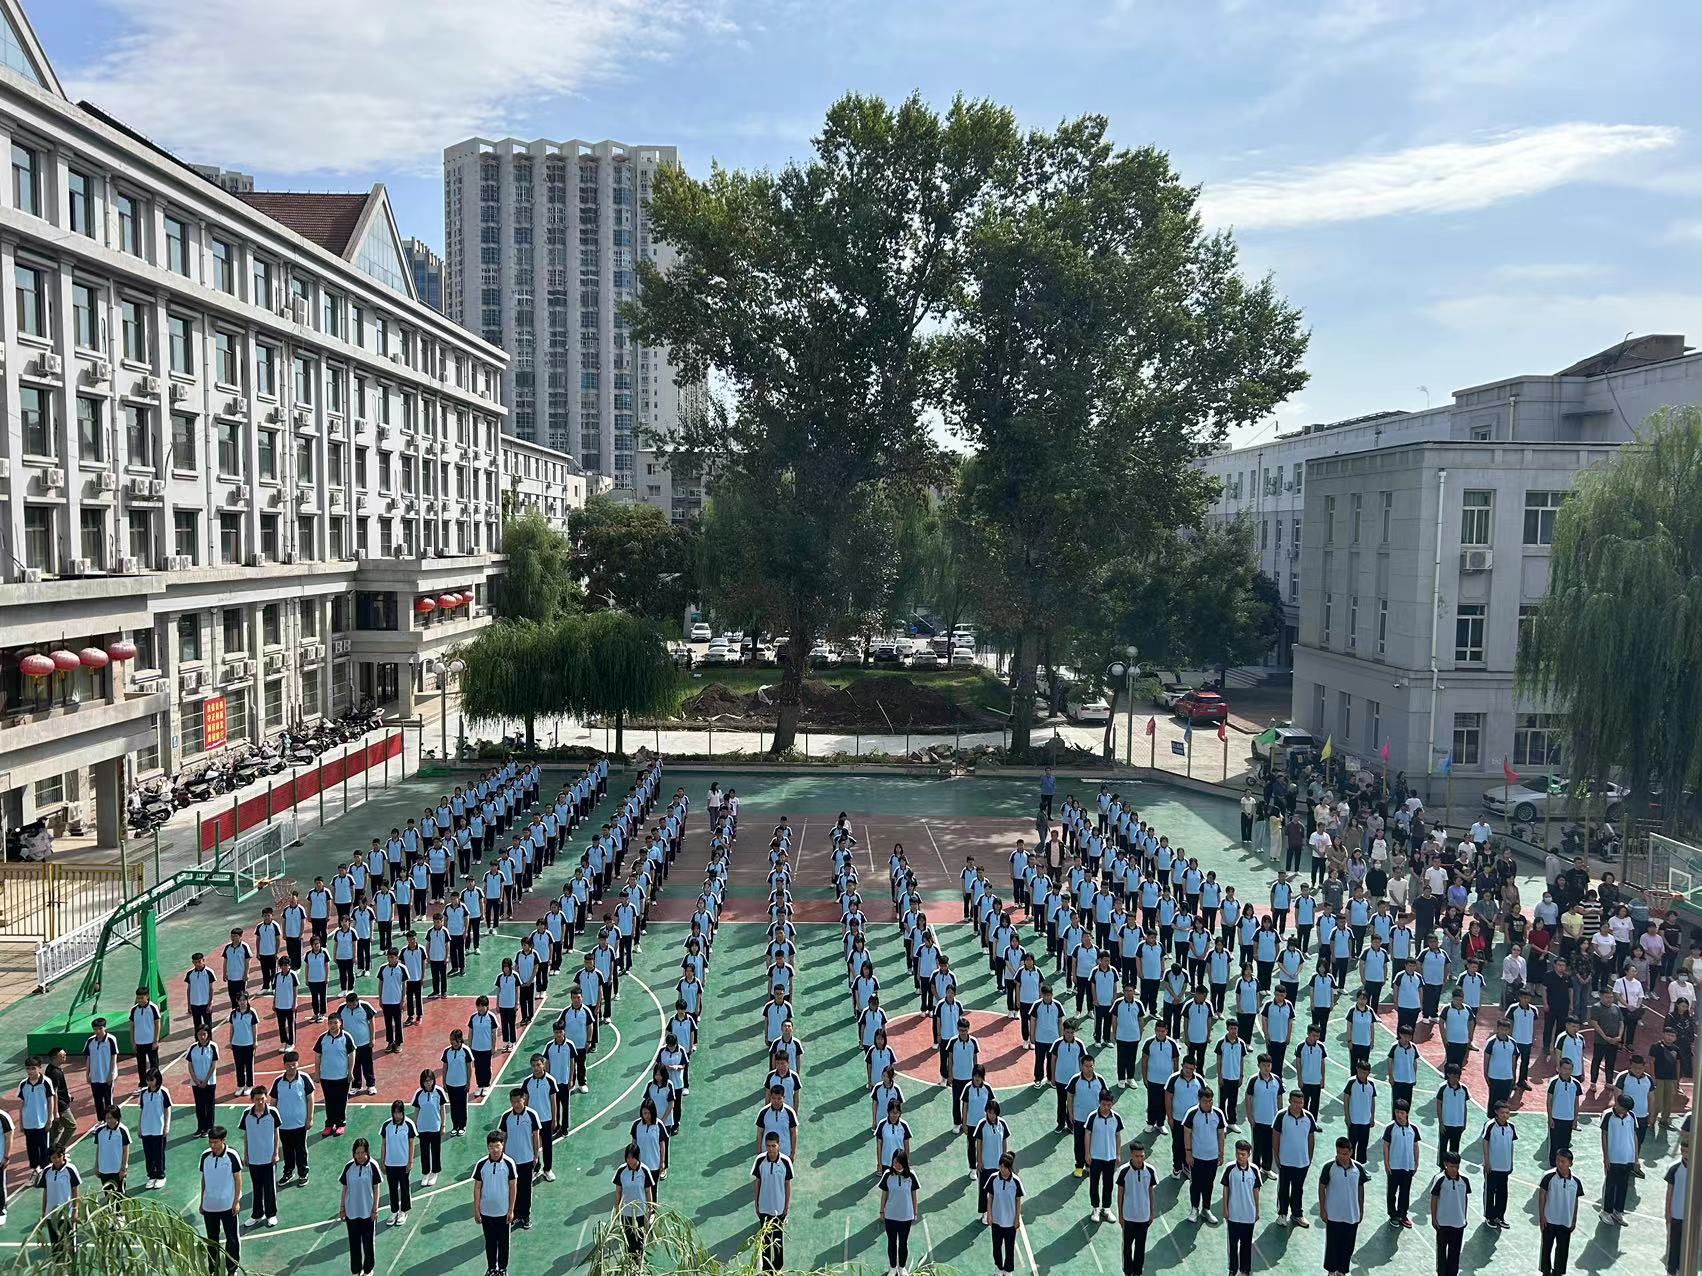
[1460, 548, 1494, 573]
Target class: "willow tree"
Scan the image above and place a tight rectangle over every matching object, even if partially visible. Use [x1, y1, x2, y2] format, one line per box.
[631, 92, 1020, 752]
[1518, 406, 1702, 820]
[458, 620, 559, 747]
[572, 610, 675, 756]
[14, 1194, 211, 1276]
[944, 116, 1308, 757]
[490, 509, 577, 623]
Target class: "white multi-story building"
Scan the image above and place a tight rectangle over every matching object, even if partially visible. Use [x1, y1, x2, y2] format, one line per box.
[500, 433, 605, 534]
[442, 135, 704, 520]
[0, 0, 589, 843]
[1279, 337, 1702, 787]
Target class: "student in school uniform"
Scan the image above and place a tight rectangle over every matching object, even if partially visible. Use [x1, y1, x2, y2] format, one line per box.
[1116, 1141, 1157, 1275]
[442, 1031, 476, 1136]
[17, 1057, 56, 1183]
[272, 959, 300, 1047]
[1666, 1146, 1689, 1276]
[39, 1144, 80, 1257]
[270, 1052, 315, 1188]
[92, 1105, 130, 1195]
[498, 1089, 543, 1231]
[339, 1138, 381, 1276]
[1182, 1087, 1227, 1225]
[613, 1142, 657, 1261]
[185, 953, 217, 1036]
[752, 1131, 794, 1274]
[411, 1070, 447, 1186]
[379, 1101, 417, 1227]
[1429, 1152, 1471, 1276]
[1318, 1136, 1367, 1276]
[315, 1015, 355, 1137]
[1272, 1090, 1316, 1228]
[1219, 1139, 1263, 1276]
[1479, 1102, 1517, 1228]
[82, 1018, 120, 1123]
[983, 1152, 1023, 1276]
[227, 994, 260, 1094]
[187, 1026, 220, 1137]
[1084, 1090, 1125, 1222]
[471, 1133, 518, 1276]
[129, 987, 163, 1085]
[1381, 1101, 1421, 1226]
[879, 1149, 921, 1276]
[238, 1087, 280, 1229]
[1538, 1148, 1584, 1276]
[198, 1126, 244, 1276]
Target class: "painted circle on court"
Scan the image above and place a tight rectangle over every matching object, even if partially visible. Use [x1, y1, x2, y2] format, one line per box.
[885, 1008, 1033, 1089]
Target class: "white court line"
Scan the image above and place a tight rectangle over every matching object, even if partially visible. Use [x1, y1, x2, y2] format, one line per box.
[921, 1215, 935, 1265]
[1080, 1218, 1105, 1271]
[383, 1184, 434, 1275]
[843, 1214, 851, 1266]
[924, 819, 950, 876]
[1018, 1218, 1041, 1276]
[864, 824, 878, 881]
[245, 973, 665, 1244]
[793, 817, 809, 883]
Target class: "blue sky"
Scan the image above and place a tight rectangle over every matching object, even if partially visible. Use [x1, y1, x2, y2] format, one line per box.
[32, 0, 1702, 441]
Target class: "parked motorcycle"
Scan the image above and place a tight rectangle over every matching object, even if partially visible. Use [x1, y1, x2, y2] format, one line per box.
[126, 790, 172, 835]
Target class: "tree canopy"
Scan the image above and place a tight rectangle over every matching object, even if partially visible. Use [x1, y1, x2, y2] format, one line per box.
[1518, 405, 1702, 817]
[568, 494, 696, 624]
[943, 116, 1309, 756]
[631, 92, 1021, 751]
[490, 509, 577, 623]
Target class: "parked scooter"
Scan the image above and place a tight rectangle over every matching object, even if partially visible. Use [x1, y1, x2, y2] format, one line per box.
[126, 789, 172, 835]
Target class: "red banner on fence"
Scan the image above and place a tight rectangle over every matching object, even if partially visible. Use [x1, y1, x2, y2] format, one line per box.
[200, 732, 405, 853]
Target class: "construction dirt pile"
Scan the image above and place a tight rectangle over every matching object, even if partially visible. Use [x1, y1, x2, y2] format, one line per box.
[677, 674, 1000, 729]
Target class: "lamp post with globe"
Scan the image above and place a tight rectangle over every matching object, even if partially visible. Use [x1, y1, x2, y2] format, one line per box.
[1106, 646, 1140, 766]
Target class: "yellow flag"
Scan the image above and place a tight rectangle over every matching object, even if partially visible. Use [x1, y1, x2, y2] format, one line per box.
[1320, 736, 1334, 760]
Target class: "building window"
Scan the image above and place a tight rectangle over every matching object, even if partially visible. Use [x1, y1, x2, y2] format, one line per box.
[72, 280, 100, 349]
[252, 257, 273, 308]
[222, 608, 245, 654]
[20, 384, 53, 456]
[1517, 604, 1538, 659]
[211, 237, 234, 293]
[1454, 603, 1486, 664]
[68, 170, 93, 236]
[1368, 699, 1381, 750]
[1323, 496, 1336, 545]
[174, 510, 199, 562]
[171, 412, 197, 471]
[216, 420, 242, 476]
[1523, 490, 1565, 547]
[34, 774, 65, 807]
[126, 509, 151, 563]
[125, 404, 153, 468]
[1379, 491, 1392, 544]
[218, 513, 242, 564]
[1321, 593, 1333, 647]
[180, 699, 205, 755]
[177, 614, 202, 662]
[1288, 572, 1298, 604]
[255, 344, 277, 397]
[1513, 712, 1565, 769]
[260, 514, 280, 561]
[164, 215, 189, 276]
[1349, 493, 1362, 544]
[293, 355, 316, 405]
[121, 298, 148, 362]
[1451, 712, 1483, 768]
[1312, 683, 1326, 733]
[14, 261, 45, 338]
[168, 314, 194, 375]
[135, 720, 163, 774]
[10, 141, 37, 216]
[214, 331, 239, 386]
[264, 679, 285, 729]
[116, 193, 140, 255]
[77, 396, 103, 460]
[1376, 598, 1389, 658]
[132, 627, 158, 671]
[299, 601, 319, 637]
[79, 508, 105, 566]
[322, 292, 341, 337]
[262, 603, 282, 646]
[258, 430, 277, 481]
[1346, 594, 1359, 651]
[22, 506, 53, 570]
[1460, 490, 1492, 547]
[1338, 691, 1352, 742]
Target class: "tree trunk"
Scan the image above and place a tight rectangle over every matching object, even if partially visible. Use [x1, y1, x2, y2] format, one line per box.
[771, 628, 809, 753]
[524, 712, 536, 750]
[614, 708, 625, 758]
[1009, 626, 1038, 759]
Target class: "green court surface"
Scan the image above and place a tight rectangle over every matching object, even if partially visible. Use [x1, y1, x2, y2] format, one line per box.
[0, 769, 1686, 1274]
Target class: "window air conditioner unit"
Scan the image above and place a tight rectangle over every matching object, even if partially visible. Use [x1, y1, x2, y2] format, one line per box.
[227, 397, 249, 418]
[378, 425, 391, 443]
[87, 359, 111, 385]
[232, 483, 251, 503]
[36, 351, 63, 377]
[127, 476, 151, 497]
[1460, 548, 1493, 573]
[97, 471, 119, 491]
[0, 459, 9, 479]
[266, 404, 283, 423]
[294, 408, 312, 428]
[20, 567, 43, 583]
[169, 381, 192, 403]
[168, 554, 193, 571]
[281, 550, 296, 565]
[149, 478, 166, 496]
[115, 555, 139, 574]
[355, 548, 370, 561]
[41, 466, 66, 489]
[289, 296, 309, 325]
[140, 374, 162, 396]
[389, 352, 404, 366]
[296, 487, 314, 507]
[1284, 480, 1295, 492]
[328, 420, 344, 439]
[329, 490, 344, 509]
[180, 669, 202, 692]
[67, 557, 92, 576]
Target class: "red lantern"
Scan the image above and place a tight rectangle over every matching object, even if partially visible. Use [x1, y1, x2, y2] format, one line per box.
[79, 647, 111, 669]
[50, 649, 81, 673]
[19, 653, 56, 678]
[437, 594, 457, 611]
[415, 598, 436, 615]
[107, 640, 139, 663]
[458, 592, 473, 607]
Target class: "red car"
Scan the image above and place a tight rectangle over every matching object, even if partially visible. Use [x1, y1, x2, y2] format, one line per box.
[1174, 690, 1229, 724]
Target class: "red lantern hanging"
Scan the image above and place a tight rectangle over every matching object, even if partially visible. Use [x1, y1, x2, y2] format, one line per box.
[437, 594, 457, 611]
[415, 598, 436, 615]
[458, 591, 473, 608]
[19, 653, 56, 678]
[50, 649, 82, 673]
[107, 640, 139, 663]
[79, 647, 111, 669]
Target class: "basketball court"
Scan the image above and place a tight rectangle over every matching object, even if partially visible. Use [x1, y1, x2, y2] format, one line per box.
[0, 769, 1686, 1274]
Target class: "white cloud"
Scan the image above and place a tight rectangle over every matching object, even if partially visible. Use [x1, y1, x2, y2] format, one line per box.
[1492, 262, 1612, 283]
[1199, 123, 1679, 230]
[1667, 220, 1702, 243]
[69, 0, 733, 176]
[1425, 288, 1702, 352]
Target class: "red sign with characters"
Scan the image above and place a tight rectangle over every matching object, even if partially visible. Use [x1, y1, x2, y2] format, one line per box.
[203, 694, 228, 751]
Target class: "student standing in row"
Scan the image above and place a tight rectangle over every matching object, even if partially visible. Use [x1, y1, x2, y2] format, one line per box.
[339, 1138, 381, 1276]
[199, 1127, 244, 1276]
[239, 1088, 280, 1228]
[1538, 1149, 1583, 1276]
[879, 1149, 921, 1276]
[752, 1131, 793, 1274]
[472, 1133, 518, 1276]
[1116, 1142, 1157, 1276]
[1220, 1140, 1262, 1276]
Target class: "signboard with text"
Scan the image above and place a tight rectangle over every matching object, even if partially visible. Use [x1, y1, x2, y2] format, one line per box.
[203, 694, 228, 751]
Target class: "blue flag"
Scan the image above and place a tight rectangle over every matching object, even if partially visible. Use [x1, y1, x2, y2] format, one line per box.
[1438, 752, 1453, 777]
[1183, 724, 1193, 745]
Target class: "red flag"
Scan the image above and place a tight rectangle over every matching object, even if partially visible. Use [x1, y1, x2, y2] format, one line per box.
[1379, 742, 1390, 763]
[1144, 716, 1156, 737]
[1217, 723, 1227, 742]
[1503, 756, 1519, 785]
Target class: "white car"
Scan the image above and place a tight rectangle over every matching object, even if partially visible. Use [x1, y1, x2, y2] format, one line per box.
[808, 642, 839, 668]
[1069, 696, 1112, 724]
[688, 622, 711, 642]
[704, 639, 733, 666]
[949, 647, 977, 668]
[1482, 776, 1627, 824]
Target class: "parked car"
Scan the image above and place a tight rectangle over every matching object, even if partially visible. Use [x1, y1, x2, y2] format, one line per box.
[705, 638, 734, 666]
[808, 642, 840, 668]
[1174, 690, 1229, 724]
[1253, 725, 1316, 763]
[871, 641, 901, 665]
[951, 625, 976, 646]
[669, 643, 693, 668]
[688, 622, 711, 642]
[1069, 695, 1112, 724]
[1153, 681, 1191, 709]
[1482, 776, 1627, 824]
[751, 642, 778, 667]
[949, 647, 977, 668]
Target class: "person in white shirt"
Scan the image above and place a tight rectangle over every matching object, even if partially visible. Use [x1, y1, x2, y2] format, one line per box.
[751, 1132, 793, 1273]
[983, 1153, 1023, 1276]
[339, 1138, 382, 1276]
[198, 1126, 244, 1276]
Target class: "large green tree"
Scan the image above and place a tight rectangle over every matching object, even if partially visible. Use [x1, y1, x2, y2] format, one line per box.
[944, 116, 1309, 757]
[631, 92, 1020, 751]
[568, 495, 696, 623]
[1519, 406, 1702, 819]
[490, 510, 576, 623]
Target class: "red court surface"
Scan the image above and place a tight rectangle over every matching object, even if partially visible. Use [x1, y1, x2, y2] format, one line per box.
[887, 1009, 1031, 1089]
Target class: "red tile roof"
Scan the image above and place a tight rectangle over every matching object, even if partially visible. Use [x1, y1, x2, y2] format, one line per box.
[235, 191, 372, 255]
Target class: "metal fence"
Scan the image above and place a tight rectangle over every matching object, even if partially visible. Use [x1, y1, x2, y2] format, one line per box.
[0, 862, 145, 943]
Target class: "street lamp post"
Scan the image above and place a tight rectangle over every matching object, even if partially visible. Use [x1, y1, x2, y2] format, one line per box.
[1107, 646, 1139, 766]
[441, 658, 466, 760]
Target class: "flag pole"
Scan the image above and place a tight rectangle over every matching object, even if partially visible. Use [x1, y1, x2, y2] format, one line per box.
[1149, 722, 1156, 770]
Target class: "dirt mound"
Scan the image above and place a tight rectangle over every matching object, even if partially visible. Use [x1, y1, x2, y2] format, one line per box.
[677, 673, 1000, 729]
[680, 685, 753, 718]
